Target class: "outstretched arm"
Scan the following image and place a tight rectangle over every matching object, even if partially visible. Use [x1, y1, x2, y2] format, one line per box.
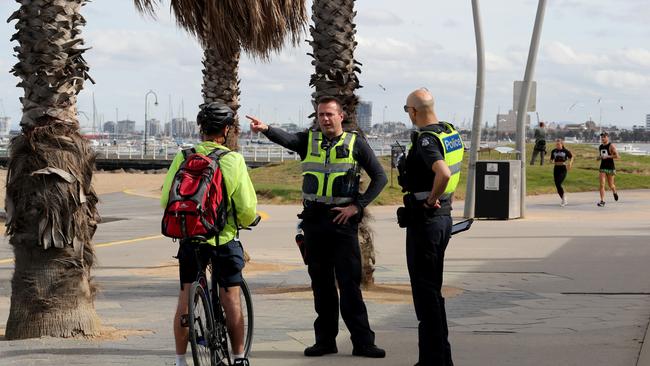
[246, 115, 307, 156]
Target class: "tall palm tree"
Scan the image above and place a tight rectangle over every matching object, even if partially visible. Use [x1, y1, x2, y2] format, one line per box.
[5, 0, 100, 339]
[133, 0, 307, 149]
[308, 0, 376, 286]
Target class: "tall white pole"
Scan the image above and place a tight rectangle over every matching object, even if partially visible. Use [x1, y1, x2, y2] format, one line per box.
[464, 0, 486, 218]
[516, 0, 547, 218]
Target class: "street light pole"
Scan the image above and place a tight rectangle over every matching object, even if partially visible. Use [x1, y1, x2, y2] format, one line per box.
[144, 90, 158, 156]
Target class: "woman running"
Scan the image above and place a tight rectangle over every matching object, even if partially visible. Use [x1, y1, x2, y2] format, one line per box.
[549, 139, 573, 206]
[596, 132, 619, 207]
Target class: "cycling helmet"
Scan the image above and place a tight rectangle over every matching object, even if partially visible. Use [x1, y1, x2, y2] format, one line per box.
[197, 102, 235, 131]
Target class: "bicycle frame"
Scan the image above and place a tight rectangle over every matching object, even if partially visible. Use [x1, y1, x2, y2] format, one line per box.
[189, 242, 231, 366]
[186, 218, 260, 365]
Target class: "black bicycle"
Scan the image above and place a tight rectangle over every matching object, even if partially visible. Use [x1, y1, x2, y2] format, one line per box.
[188, 217, 260, 366]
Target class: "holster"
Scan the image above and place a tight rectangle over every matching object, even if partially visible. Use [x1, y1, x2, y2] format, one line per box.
[397, 194, 435, 227]
[396, 206, 411, 228]
[295, 233, 307, 265]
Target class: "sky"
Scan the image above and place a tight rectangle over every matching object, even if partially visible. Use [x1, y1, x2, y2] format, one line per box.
[1, 0, 649, 132]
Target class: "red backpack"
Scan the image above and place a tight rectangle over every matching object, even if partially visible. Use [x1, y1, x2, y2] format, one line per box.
[162, 148, 231, 240]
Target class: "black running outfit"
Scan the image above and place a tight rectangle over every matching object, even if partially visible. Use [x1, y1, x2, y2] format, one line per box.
[550, 148, 572, 198]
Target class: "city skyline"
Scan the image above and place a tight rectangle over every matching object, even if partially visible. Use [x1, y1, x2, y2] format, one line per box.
[1, 1, 649, 131]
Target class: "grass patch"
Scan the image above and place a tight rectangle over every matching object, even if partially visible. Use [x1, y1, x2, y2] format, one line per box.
[250, 144, 650, 205]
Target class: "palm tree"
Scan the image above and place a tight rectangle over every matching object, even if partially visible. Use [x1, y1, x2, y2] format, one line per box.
[133, 0, 307, 149]
[5, 0, 100, 339]
[308, 0, 376, 286]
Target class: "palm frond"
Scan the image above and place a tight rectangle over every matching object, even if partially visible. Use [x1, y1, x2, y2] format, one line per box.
[141, 0, 307, 59]
[132, 0, 158, 16]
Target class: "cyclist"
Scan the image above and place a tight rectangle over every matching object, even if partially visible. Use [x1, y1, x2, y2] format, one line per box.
[161, 102, 258, 366]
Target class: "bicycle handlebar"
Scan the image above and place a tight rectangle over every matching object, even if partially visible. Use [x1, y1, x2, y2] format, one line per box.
[239, 215, 261, 231]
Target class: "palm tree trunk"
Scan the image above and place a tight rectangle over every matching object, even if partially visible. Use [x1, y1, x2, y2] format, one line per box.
[309, 0, 375, 287]
[202, 45, 255, 263]
[309, 0, 362, 127]
[202, 47, 241, 151]
[5, 0, 100, 339]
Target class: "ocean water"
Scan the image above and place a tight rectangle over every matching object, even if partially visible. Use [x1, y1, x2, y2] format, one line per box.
[627, 143, 650, 152]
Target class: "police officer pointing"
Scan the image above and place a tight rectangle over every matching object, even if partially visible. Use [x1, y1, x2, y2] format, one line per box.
[246, 96, 387, 358]
[397, 88, 464, 366]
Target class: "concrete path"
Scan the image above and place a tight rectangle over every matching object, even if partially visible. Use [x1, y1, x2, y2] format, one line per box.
[0, 189, 649, 365]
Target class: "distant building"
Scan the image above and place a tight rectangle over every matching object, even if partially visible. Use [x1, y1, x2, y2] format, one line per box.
[116, 119, 136, 135]
[166, 118, 197, 138]
[370, 121, 408, 136]
[146, 118, 161, 136]
[357, 101, 372, 132]
[103, 121, 116, 134]
[646, 114, 650, 130]
[585, 120, 598, 131]
[0, 117, 10, 136]
[564, 123, 587, 132]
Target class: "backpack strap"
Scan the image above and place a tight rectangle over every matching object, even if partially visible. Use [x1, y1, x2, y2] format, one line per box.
[205, 148, 241, 238]
[181, 148, 196, 159]
[206, 148, 230, 160]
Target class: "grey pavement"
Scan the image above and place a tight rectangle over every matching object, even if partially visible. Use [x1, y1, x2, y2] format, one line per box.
[0, 189, 649, 365]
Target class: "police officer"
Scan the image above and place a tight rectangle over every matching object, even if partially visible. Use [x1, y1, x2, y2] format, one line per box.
[246, 96, 387, 358]
[397, 88, 464, 366]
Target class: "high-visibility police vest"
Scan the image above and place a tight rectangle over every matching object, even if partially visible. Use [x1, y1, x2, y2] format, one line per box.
[405, 123, 464, 201]
[301, 130, 358, 205]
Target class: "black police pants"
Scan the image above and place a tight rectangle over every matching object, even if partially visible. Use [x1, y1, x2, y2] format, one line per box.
[302, 214, 375, 347]
[406, 215, 453, 366]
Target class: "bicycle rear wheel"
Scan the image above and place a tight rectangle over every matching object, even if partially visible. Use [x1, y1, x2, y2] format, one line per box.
[188, 282, 214, 366]
[240, 279, 254, 356]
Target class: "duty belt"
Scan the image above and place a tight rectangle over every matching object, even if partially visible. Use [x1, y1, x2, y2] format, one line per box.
[411, 191, 452, 201]
[302, 194, 354, 205]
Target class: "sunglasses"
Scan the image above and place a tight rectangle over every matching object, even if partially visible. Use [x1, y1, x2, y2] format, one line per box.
[403, 105, 415, 113]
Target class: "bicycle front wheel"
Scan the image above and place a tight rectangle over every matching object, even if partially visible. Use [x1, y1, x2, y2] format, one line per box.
[188, 282, 214, 366]
[216, 279, 255, 358]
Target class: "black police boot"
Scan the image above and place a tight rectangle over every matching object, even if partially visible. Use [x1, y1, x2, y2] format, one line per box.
[352, 344, 386, 358]
[304, 343, 338, 357]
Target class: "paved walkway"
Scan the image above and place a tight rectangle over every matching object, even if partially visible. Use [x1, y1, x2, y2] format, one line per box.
[0, 189, 649, 365]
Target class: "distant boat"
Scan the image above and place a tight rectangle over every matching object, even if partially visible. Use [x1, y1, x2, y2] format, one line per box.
[620, 144, 648, 156]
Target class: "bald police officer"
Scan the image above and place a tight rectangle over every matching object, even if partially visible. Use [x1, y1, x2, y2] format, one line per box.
[397, 88, 464, 366]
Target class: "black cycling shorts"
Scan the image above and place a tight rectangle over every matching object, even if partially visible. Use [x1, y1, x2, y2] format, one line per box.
[177, 240, 245, 289]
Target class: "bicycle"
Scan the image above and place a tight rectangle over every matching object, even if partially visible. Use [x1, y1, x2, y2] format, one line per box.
[187, 216, 260, 366]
